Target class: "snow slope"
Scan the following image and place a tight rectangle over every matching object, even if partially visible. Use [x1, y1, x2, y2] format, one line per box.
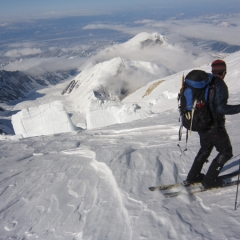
[1, 36, 240, 239]
[1, 106, 240, 239]
[123, 50, 240, 112]
[86, 101, 153, 129]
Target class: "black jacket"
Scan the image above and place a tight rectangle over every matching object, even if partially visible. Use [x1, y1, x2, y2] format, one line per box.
[209, 76, 240, 128]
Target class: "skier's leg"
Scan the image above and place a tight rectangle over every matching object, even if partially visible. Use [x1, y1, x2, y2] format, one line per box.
[202, 128, 233, 188]
[183, 132, 213, 186]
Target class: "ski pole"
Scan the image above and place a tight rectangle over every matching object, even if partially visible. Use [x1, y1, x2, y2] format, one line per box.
[235, 161, 240, 210]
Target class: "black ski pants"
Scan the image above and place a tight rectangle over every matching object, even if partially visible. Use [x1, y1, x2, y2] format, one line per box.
[187, 127, 233, 181]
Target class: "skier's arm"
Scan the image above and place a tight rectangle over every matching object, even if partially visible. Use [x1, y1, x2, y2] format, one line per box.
[214, 81, 240, 115]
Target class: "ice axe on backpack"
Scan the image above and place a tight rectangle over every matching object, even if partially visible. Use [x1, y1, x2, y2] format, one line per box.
[178, 73, 188, 156]
[178, 73, 185, 141]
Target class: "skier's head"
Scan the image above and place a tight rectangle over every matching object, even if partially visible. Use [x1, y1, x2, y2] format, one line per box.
[211, 60, 227, 80]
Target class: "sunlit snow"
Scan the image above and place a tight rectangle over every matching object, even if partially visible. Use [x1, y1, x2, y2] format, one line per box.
[1, 33, 240, 240]
[12, 101, 77, 137]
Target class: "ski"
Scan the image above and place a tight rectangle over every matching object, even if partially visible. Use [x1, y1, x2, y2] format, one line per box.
[148, 170, 240, 192]
[149, 183, 182, 191]
[164, 180, 239, 198]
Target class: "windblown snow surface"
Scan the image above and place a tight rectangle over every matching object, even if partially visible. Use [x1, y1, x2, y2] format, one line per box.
[1, 43, 240, 239]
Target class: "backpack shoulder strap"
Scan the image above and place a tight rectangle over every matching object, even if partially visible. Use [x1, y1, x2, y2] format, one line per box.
[209, 76, 216, 103]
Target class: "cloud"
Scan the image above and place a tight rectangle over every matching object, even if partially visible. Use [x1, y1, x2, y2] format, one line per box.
[83, 13, 240, 47]
[160, 19, 240, 46]
[5, 48, 42, 57]
[0, 23, 9, 27]
[4, 41, 44, 58]
[134, 20, 156, 24]
[7, 42, 38, 48]
[1, 57, 86, 75]
[80, 13, 240, 78]
[0, 4, 113, 24]
[2, 12, 239, 79]
[60, 45, 89, 52]
[87, 34, 213, 77]
[83, 23, 148, 36]
[134, 14, 240, 46]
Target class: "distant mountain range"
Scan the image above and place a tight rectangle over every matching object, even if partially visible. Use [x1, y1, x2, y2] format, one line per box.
[1, 31, 239, 104]
[0, 69, 78, 102]
[193, 39, 240, 54]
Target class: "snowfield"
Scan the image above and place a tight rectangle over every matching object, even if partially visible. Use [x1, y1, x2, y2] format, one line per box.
[2, 110, 240, 239]
[1, 32, 240, 239]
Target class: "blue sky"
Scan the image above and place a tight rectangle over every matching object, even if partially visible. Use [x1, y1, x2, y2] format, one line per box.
[1, 0, 240, 22]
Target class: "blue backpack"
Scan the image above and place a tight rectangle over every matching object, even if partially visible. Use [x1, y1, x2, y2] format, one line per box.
[178, 70, 213, 141]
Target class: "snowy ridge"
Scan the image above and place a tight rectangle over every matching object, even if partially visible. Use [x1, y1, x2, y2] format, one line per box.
[62, 57, 162, 116]
[63, 57, 160, 100]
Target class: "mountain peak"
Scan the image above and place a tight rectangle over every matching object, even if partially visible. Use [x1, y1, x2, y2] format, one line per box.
[125, 32, 169, 48]
[62, 57, 162, 117]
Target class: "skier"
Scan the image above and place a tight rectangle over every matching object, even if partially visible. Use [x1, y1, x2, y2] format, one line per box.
[183, 60, 240, 189]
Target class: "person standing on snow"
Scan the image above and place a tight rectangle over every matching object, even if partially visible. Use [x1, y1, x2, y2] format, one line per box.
[183, 60, 240, 189]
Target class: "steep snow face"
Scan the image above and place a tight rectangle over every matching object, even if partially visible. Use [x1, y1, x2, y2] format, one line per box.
[62, 57, 162, 115]
[12, 101, 77, 137]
